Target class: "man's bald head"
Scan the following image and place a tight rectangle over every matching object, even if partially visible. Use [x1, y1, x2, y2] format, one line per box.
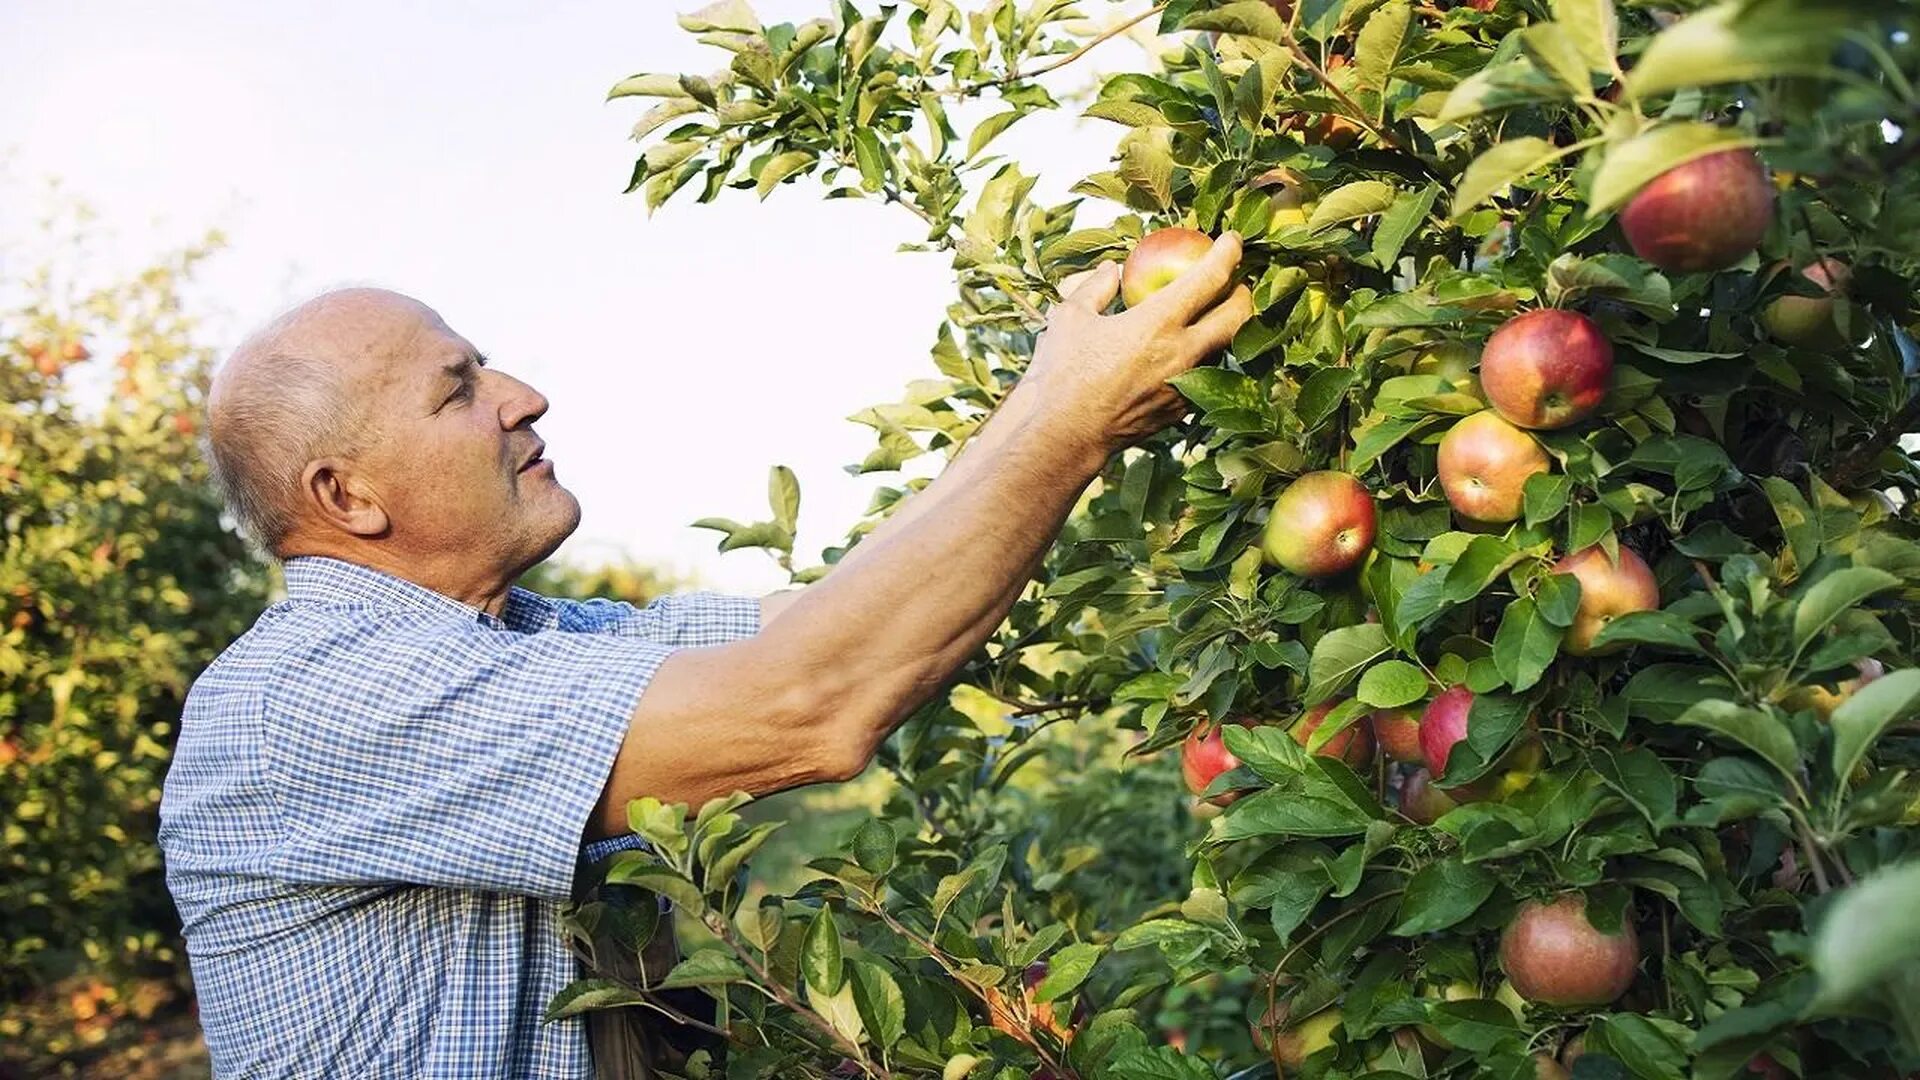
[207, 287, 430, 552]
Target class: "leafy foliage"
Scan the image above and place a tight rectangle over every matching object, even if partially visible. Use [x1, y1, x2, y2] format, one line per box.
[574, 0, 1920, 1076]
[0, 198, 271, 1067]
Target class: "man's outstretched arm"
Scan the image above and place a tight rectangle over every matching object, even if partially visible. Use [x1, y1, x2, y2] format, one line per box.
[591, 237, 1251, 834]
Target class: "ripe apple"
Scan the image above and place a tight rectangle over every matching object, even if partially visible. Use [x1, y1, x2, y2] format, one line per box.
[1261, 470, 1376, 578]
[1479, 309, 1613, 430]
[1416, 980, 1480, 1047]
[1412, 341, 1482, 397]
[1437, 411, 1551, 525]
[1183, 718, 1256, 805]
[1499, 895, 1638, 1006]
[1762, 257, 1851, 347]
[1785, 657, 1885, 720]
[1399, 767, 1458, 824]
[1371, 707, 1423, 764]
[1555, 544, 1660, 656]
[61, 340, 90, 362]
[34, 353, 61, 378]
[1121, 227, 1217, 308]
[1620, 147, 1774, 274]
[1258, 169, 1315, 227]
[172, 413, 198, 437]
[1253, 1002, 1341, 1069]
[1419, 686, 1476, 778]
[1291, 700, 1375, 769]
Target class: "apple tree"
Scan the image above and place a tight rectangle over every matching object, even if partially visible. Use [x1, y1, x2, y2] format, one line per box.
[568, 1, 1920, 1077]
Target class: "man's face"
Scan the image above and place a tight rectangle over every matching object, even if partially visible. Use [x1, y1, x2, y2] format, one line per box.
[350, 301, 581, 573]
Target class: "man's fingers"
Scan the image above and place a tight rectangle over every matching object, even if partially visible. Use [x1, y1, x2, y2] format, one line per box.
[1141, 232, 1244, 324]
[1059, 261, 1121, 314]
[1183, 284, 1255, 358]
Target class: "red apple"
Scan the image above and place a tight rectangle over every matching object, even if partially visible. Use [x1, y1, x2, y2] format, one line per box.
[61, 340, 90, 362]
[1399, 767, 1458, 824]
[1620, 147, 1774, 274]
[1183, 719, 1255, 805]
[1556, 544, 1660, 656]
[1291, 701, 1375, 769]
[1261, 470, 1376, 578]
[985, 961, 1078, 1041]
[1371, 707, 1424, 764]
[1499, 895, 1639, 1007]
[1762, 257, 1851, 347]
[1121, 228, 1218, 308]
[1480, 309, 1613, 430]
[1437, 410, 1552, 525]
[1419, 686, 1476, 778]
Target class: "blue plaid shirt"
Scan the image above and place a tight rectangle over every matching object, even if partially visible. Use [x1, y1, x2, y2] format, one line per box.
[158, 556, 761, 1078]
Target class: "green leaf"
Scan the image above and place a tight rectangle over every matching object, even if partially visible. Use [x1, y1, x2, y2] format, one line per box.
[679, 0, 759, 34]
[704, 821, 785, 889]
[1793, 567, 1899, 656]
[1308, 180, 1398, 233]
[543, 978, 650, 1022]
[604, 860, 706, 912]
[1763, 476, 1822, 571]
[1452, 138, 1563, 221]
[1438, 693, 1532, 787]
[659, 949, 750, 988]
[1178, 0, 1291, 43]
[1438, 57, 1572, 124]
[1688, 756, 1788, 825]
[1492, 597, 1563, 693]
[1428, 999, 1524, 1054]
[1212, 788, 1376, 839]
[1083, 99, 1168, 128]
[1670, 700, 1801, 781]
[1518, 23, 1597, 98]
[802, 907, 844, 997]
[1586, 1014, 1688, 1080]
[1830, 669, 1920, 789]
[1296, 368, 1359, 431]
[1626, 664, 1736, 724]
[1306, 623, 1393, 704]
[849, 959, 907, 1050]
[608, 73, 696, 101]
[1591, 610, 1706, 656]
[1536, 572, 1581, 627]
[1593, 745, 1678, 827]
[767, 465, 800, 533]
[1391, 858, 1497, 935]
[1810, 859, 1920, 1012]
[754, 150, 816, 198]
[1523, 472, 1572, 530]
[1371, 184, 1440, 269]
[1552, 0, 1620, 73]
[1588, 123, 1763, 216]
[1357, 659, 1428, 708]
[1355, 1, 1413, 92]
[1033, 942, 1105, 1002]
[1170, 368, 1262, 414]
[1113, 918, 1212, 952]
[1628, 1, 1847, 101]
[1442, 535, 1523, 603]
[967, 110, 1025, 160]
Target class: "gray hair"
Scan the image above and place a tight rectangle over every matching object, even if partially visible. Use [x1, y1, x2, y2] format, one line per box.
[205, 346, 366, 556]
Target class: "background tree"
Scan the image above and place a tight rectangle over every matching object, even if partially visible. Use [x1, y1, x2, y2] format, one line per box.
[567, 1, 1920, 1078]
[0, 192, 269, 1071]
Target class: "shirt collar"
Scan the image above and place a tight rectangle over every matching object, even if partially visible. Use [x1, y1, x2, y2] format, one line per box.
[281, 556, 560, 632]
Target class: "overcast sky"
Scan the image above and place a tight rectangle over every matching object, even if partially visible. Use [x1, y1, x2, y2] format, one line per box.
[0, 0, 1154, 593]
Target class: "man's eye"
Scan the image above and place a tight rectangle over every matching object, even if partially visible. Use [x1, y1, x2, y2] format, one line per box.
[445, 383, 473, 406]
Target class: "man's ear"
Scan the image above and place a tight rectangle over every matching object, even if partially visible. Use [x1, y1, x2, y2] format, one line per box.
[301, 458, 390, 539]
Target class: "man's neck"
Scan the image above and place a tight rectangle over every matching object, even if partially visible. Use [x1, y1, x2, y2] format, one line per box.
[279, 540, 520, 618]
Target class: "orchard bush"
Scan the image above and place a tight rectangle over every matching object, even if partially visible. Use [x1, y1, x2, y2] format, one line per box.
[0, 202, 269, 1066]
[573, 1, 1920, 1078]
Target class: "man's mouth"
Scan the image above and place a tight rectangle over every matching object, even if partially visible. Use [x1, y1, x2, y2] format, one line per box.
[518, 443, 547, 473]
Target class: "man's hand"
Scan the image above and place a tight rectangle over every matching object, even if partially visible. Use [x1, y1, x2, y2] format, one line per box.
[1023, 232, 1253, 455]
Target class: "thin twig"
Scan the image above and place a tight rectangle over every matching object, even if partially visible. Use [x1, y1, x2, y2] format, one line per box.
[990, 5, 1170, 87]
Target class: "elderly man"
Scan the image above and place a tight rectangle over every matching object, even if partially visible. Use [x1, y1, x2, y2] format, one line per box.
[157, 234, 1250, 1078]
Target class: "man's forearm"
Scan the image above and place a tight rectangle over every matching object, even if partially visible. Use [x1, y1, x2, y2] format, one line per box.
[757, 379, 1107, 757]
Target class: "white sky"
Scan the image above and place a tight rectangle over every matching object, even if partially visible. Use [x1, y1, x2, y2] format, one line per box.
[0, 0, 1156, 593]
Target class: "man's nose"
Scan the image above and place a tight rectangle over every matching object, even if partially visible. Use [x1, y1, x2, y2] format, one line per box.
[494, 371, 549, 429]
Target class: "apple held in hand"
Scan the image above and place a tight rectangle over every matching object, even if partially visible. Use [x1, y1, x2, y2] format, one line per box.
[1621, 147, 1775, 274]
[1261, 470, 1376, 578]
[1437, 410, 1551, 525]
[1763, 257, 1851, 347]
[1556, 544, 1660, 656]
[1500, 895, 1639, 1006]
[1120, 227, 1218, 308]
[1480, 309, 1613, 430]
[1291, 700, 1375, 769]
